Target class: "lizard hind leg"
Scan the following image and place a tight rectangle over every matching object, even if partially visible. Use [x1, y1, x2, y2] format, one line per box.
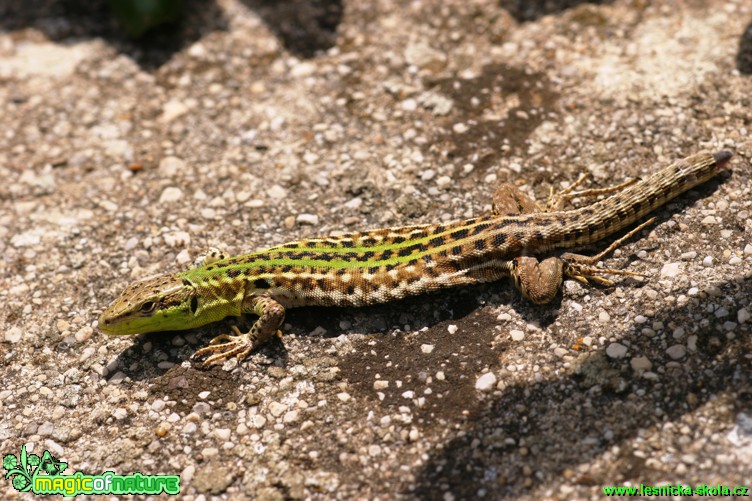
[510, 256, 565, 305]
[509, 217, 655, 303]
[559, 217, 656, 286]
[491, 173, 638, 216]
[546, 174, 638, 211]
[491, 184, 540, 215]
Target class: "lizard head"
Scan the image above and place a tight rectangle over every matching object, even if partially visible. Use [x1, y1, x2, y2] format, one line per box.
[98, 273, 199, 335]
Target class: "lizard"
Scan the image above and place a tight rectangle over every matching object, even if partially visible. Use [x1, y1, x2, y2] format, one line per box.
[98, 150, 731, 366]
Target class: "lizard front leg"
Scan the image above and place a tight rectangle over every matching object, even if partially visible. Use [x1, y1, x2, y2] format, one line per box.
[193, 295, 286, 366]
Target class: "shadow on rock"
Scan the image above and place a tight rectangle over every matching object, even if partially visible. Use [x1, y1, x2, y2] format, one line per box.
[410, 272, 751, 499]
[0, 0, 228, 69]
[737, 21, 752, 75]
[239, 0, 343, 58]
[499, 0, 614, 22]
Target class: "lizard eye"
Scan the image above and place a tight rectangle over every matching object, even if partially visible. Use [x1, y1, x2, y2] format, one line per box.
[140, 301, 155, 313]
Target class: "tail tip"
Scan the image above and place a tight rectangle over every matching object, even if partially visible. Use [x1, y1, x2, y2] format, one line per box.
[712, 150, 733, 166]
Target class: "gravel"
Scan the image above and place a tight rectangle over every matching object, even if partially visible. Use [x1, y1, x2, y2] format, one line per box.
[0, 1, 750, 499]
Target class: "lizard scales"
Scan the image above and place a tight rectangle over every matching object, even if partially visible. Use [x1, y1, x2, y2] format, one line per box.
[99, 150, 731, 364]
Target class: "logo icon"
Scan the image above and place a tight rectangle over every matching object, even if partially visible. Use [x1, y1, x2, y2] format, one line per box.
[3, 445, 67, 492]
[4, 444, 180, 495]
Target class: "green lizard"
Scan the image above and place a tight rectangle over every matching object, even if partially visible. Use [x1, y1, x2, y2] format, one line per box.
[99, 151, 731, 365]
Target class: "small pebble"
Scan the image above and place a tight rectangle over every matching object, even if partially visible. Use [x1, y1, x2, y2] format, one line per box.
[475, 372, 497, 392]
[5, 327, 22, 343]
[666, 344, 686, 360]
[660, 262, 681, 277]
[268, 401, 287, 417]
[738, 308, 750, 324]
[373, 380, 389, 390]
[420, 344, 434, 354]
[296, 213, 319, 225]
[268, 185, 287, 199]
[159, 187, 183, 203]
[631, 356, 652, 372]
[606, 343, 628, 359]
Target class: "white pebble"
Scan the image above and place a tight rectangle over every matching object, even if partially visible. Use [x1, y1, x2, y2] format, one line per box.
[420, 169, 436, 181]
[296, 213, 320, 225]
[401, 98, 417, 111]
[453, 122, 468, 134]
[161, 99, 189, 122]
[268, 185, 287, 199]
[159, 187, 183, 203]
[447, 324, 458, 334]
[475, 372, 497, 392]
[598, 311, 611, 323]
[420, 344, 434, 354]
[436, 176, 452, 189]
[268, 401, 287, 417]
[702, 255, 714, 267]
[158, 156, 185, 176]
[215, 428, 231, 440]
[510, 330, 525, 341]
[5, 327, 22, 343]
[373, 380, 389, 390]
[344, 197, 362, 209]
[660, 262, 681, 277]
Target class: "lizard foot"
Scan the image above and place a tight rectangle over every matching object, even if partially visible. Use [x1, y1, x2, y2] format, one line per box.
[193, 326, 282, 366]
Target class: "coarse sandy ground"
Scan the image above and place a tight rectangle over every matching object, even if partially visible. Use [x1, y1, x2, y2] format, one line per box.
[1, 0, 751, 499]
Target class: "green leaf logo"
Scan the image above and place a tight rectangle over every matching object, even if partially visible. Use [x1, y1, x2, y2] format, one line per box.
[3, 445, 67, 492]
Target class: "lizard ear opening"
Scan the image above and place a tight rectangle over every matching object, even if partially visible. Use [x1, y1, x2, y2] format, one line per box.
[190, 296, 199, 314]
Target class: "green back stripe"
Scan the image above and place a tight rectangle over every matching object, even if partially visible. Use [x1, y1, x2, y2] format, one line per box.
[262, 214, 507, 254]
